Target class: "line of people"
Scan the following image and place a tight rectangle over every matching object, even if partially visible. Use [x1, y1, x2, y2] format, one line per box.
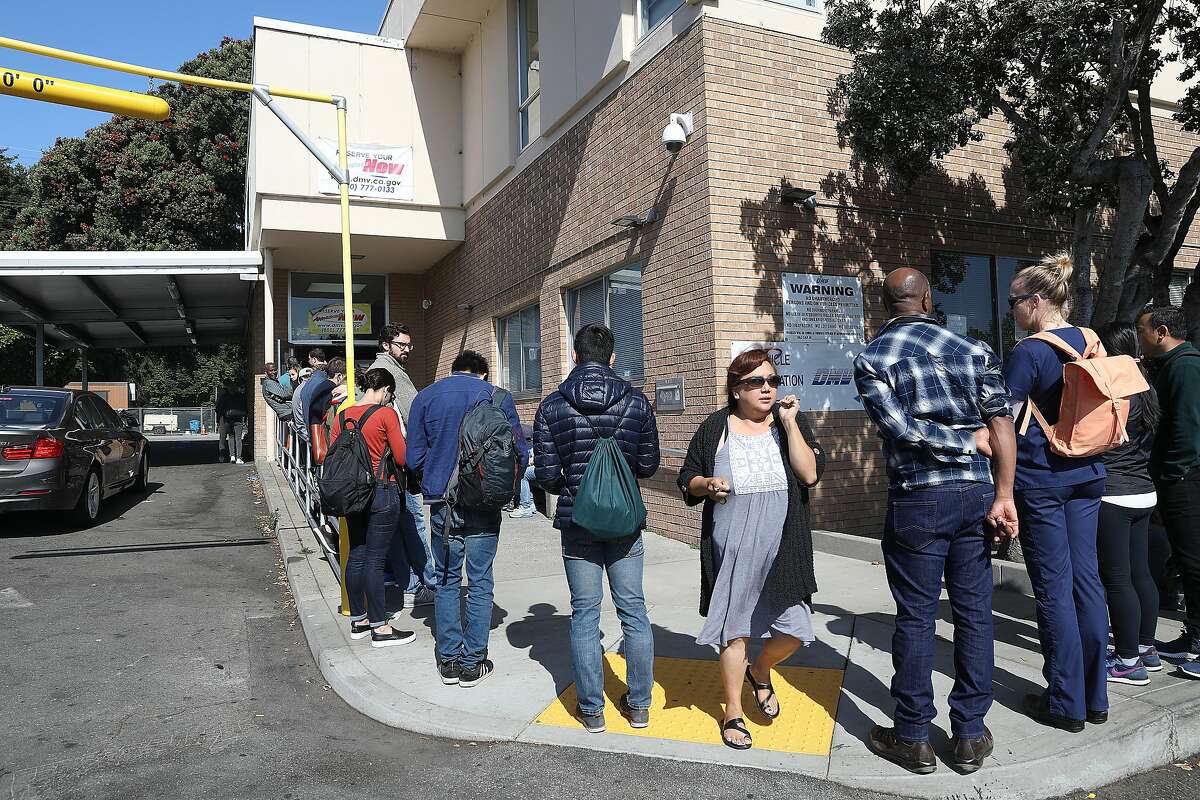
[271, 257, 1199, 766]
[853, 256, 1200, 775]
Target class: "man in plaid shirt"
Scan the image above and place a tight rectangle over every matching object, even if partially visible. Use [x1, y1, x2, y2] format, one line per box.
[853, 268, 1018, 775]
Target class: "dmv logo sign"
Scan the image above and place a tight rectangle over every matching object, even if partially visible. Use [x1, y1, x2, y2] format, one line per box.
[318, 139, 415, 201]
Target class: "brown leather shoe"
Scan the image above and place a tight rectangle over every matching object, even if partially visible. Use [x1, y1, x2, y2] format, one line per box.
[949, 726, 993, 774]
[868, 725, 936, 774]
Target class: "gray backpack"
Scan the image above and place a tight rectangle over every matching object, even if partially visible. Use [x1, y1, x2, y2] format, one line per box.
[444, 388, 521, 512]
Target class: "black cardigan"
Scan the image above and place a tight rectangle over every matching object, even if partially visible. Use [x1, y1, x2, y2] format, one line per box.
[676, 406, 826, 617]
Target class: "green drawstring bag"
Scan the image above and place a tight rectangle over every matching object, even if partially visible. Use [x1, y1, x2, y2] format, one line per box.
[572, 434, 646, 541]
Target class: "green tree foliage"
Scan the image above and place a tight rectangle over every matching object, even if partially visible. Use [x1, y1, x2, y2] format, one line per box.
[824, 0, 1200, 325]
[0, 38, 250, 401]
[0, 147, 28, 241]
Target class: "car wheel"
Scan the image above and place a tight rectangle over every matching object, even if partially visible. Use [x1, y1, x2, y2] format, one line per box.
[133, 453, 149, 492]
[73, 468, 102, 525]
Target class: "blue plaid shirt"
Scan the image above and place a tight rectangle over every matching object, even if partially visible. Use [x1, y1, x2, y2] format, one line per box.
[853, 315, 1012, 490]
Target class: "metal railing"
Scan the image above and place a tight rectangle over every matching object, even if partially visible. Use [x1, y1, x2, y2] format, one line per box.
[275, 416, 342, 583]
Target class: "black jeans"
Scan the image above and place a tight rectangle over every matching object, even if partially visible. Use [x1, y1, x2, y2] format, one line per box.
[1096, 502, 1158, 658]
[1157, 477, 1200, 636]
[345, 483, 401, 626]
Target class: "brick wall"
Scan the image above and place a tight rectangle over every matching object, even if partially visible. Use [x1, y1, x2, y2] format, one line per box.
[419, 21, 714, 542]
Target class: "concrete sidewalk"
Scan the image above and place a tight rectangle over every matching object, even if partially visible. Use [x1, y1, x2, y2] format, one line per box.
[259, 461, 1200, 800]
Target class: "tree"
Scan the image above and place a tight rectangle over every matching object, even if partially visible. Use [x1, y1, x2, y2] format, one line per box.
[824, 0, 1200, 327]
[7, 36, 250, 251]
[0, 147, 28, 241]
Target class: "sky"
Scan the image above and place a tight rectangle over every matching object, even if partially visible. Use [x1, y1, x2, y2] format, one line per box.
[0, 0, 388, 166]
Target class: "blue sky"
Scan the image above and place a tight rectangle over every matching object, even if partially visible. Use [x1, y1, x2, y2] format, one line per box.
[0, 1, 388, 165]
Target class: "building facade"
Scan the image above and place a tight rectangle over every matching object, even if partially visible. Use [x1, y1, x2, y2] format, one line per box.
[247, 0, 1200, 543]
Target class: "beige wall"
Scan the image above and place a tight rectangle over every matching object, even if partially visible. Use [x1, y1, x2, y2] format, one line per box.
[461, 0, 516, 200]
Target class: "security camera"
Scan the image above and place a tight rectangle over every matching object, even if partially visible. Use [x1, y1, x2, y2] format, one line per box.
[662, 113, 694, 153]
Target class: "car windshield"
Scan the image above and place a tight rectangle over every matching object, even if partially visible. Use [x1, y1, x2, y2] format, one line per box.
[0, 392, 68, 429]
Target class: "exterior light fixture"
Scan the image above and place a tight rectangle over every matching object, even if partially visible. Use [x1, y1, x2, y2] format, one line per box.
[780, 182, 818, 211]
[456, 303, 474, 311]
[611, 209, 658, 229]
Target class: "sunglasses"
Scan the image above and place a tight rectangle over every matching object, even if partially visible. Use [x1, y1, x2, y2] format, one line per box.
[1007, 293, 1038, 309]
[736, 375, 782, 389]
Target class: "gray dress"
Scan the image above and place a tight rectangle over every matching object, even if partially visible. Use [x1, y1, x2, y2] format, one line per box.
[696, 424, 815, 648]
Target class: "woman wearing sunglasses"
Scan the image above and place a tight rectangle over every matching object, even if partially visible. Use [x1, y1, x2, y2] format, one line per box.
[677, 348, 825, 750]
[1003, 253, 1109, 732]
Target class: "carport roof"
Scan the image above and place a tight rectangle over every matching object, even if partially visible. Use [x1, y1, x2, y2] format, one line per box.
[0, 251, 262, 350]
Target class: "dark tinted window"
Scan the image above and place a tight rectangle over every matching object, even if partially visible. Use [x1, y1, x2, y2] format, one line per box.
[90, 395, 123, 429]
[72, 396, 108, 430]
[0, 392, 68, 428]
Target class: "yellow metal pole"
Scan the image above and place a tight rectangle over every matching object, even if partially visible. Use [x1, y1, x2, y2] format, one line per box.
[336, 98, 354, 617]
[0, 67, 169, 120]
[0, 36, 335, 103]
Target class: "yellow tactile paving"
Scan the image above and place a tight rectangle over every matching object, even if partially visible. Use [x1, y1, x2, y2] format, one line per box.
[535, 653, 844, 755]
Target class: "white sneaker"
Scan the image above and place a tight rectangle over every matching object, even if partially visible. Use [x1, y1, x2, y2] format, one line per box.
[404, 586, 436, 607]
[235, 458, 245, 465]
[509, 505, 536, 519]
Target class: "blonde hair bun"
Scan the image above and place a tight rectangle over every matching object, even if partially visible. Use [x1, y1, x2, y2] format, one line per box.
[1017, 251, 1074, 307]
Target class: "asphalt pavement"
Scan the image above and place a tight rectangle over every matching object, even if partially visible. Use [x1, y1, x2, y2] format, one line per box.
[1, 441, 1197, 800]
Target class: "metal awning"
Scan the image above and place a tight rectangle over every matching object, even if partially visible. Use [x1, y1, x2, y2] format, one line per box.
[0, 251, 263, 349]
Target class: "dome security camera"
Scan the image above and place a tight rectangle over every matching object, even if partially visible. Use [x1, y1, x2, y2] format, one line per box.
[662, 113, 694, 153]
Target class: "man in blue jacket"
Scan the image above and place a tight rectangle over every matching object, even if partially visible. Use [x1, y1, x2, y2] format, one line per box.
[533, 324, 660, 733]
[407, 350, 528, 688]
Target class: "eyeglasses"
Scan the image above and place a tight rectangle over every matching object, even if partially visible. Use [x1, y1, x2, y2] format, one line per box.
[387, 341, 414, 351]
[1007, 293, 1038, 309]
[736, 375, 782, 389]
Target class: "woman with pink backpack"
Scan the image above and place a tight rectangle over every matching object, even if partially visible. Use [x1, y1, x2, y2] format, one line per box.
[1003, 253, 1148, 734]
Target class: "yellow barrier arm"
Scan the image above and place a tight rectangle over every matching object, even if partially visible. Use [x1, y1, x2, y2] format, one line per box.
[0, 67, 169, 120]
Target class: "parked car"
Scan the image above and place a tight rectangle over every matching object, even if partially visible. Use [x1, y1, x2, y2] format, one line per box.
[0, 386, 150, 525]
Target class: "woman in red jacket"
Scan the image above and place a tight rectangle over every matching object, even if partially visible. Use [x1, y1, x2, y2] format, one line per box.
[330, 368, 414, 648]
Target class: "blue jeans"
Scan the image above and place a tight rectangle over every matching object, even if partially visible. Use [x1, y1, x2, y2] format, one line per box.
[882, 481, 995, 741]
[429, 502, 499, 671]
[1016, 478, 1107, 720]
[389, 491, 436, 592]
[518, 463, 536, 507]
[561, 526, 654, 715]
[345, 483, 401, 627]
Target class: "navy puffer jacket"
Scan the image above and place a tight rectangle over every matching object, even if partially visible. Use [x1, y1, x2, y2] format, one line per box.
[533, 362, 661, 530]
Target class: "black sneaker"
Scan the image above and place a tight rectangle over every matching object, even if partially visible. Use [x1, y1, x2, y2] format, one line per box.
[459, 659, 494, 687]
[370, 628, 416, 648]
[619, 693, 649, 728]
[349, 620, 372, 641]
[576, 705, 606, 733]
[868, 726, 936, 774]
[1022, 694, 1084, 733]
[438, 660, 461, 685]
[1155, 630, 1200, 661]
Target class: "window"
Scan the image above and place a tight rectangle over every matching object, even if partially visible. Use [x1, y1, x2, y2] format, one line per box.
[764, 0, 824, 12]
[73, 396, 108, 430]
[1169, 271, 1193, 305]
[517, 0, 540, 150]
[931, 252, 1039, 359]
[640, 0, 685, 36]
[497, 305, 542, 395]
[287, 272, 388, 346]
[566, 266, 644, 385]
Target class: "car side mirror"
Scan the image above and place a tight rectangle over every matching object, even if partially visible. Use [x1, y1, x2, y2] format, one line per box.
[119, 411, 140, 430]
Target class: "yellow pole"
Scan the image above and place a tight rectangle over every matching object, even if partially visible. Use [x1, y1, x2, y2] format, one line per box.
[0, 67, 169, 120]
[336, 99, 354, 618]
[0, 36, 334, 103]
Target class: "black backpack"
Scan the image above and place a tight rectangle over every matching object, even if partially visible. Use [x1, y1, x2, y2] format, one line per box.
[445, 387, 521, 512]
[318, 405, 390, 517]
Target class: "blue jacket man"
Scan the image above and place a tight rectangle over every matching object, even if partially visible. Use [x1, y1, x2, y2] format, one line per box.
[406, 350, 528, 688]
[533, 323, 660, 731]
[853, 268, 1017, 775]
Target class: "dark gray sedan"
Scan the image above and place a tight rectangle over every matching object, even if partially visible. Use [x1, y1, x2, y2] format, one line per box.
[0, 386, 150, 525]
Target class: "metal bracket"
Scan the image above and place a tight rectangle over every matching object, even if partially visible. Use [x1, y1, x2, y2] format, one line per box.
[252, 84, 347, 185]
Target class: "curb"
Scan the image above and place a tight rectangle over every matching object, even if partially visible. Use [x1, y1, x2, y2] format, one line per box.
[813, 529, 1034, 597]
[259, 461, 1200, 798]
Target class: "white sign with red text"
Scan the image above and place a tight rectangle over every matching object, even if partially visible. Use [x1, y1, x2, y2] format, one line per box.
[317, 139, 414, 201]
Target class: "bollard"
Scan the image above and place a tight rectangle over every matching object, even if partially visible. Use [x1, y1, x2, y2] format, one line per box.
[339, 517, 351, 617]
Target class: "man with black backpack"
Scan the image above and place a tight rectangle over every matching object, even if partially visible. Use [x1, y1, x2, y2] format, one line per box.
[533, 324, 660, 733]
[407, 350, 528, 687]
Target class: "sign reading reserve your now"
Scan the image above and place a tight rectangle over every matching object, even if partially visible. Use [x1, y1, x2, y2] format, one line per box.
[732, 273, 866, 412]
[318, 139, 414, 201]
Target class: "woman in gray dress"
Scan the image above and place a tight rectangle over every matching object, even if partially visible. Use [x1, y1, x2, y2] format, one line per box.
[678, 349, 825, 750]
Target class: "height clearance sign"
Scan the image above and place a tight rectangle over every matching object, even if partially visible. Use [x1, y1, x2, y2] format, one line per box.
[318, 139, 414, 201]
